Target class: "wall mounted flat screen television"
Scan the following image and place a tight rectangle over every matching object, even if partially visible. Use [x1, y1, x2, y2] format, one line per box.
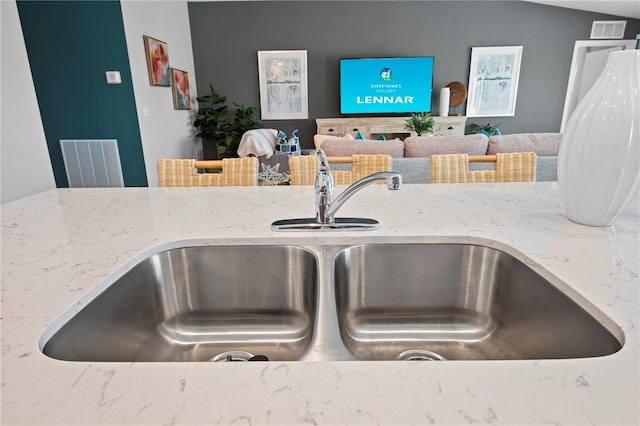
[340, 56, 434, 115]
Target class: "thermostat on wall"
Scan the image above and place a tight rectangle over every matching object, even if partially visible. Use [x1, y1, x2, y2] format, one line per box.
[105, 71, 121, 84]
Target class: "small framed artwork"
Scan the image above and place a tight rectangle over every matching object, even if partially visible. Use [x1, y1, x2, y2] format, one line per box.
[171, 68, 191, 110]
[143, 35, 170, 86]
[467, 46, 523, 117]
[257, 50, 308, 120]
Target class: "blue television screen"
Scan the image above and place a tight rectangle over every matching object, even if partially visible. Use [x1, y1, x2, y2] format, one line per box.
[340, 57, 434, 115]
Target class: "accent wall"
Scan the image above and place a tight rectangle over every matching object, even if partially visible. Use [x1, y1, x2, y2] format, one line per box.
[17, 0, 148, 187]
[188, 1, 640, 148]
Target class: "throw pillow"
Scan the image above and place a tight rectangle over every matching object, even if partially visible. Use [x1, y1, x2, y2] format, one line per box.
[355, 130, 365, 140]
[404, 134, 489, 157]
[487, 133, 561, 156]
[277, 129, 287, 144]
[313, 132, 355, 149]
[275, 129, 302, 155]
[289, 129, 300, 145]
[376, 134, 387, 141]
[320, 139, 404, 158]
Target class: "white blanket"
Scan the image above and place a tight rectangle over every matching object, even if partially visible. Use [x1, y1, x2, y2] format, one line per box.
[237, 129, 278, 158]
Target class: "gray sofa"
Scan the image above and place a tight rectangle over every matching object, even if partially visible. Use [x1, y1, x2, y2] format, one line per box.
[321, 133, 561, 183]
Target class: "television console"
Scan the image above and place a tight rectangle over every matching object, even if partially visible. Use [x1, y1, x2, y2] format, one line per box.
[316, 116, 466, 140]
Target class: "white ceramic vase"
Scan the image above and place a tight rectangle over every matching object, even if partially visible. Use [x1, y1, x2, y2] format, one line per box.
[439, 87, 450, 117]
[558, 49, 640, 226]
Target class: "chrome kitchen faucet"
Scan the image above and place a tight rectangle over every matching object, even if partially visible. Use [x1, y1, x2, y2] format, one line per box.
[271, 148, 402, 231]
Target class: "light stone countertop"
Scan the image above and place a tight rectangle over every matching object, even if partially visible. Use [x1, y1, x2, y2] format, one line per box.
[1, 182, 638, 425]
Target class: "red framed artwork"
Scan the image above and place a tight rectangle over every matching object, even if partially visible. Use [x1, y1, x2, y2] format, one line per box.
[171, 68, 191, 110]
[143, 35, 170, 86]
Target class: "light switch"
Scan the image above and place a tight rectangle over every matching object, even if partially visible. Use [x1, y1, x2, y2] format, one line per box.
[105, 71, 121, 84]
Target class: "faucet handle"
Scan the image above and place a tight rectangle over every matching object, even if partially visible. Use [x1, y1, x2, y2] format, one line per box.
[315, 149, 331, 173]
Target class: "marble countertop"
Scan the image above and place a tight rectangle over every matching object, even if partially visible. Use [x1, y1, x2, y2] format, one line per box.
[1, 183, 638, 425]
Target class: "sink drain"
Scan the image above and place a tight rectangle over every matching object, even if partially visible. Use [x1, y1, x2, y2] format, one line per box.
[397, 349, 446, 361]
[210, 351, 254, 362]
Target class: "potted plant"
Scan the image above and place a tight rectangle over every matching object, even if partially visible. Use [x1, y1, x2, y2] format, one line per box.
[465, 122, 502, 136]
[226, 103, 263, 157]
[404, 112, 435, 136]
[193, 84, 262, 158]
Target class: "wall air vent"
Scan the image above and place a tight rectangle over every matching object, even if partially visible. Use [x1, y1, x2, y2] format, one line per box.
[60, 139, 124, 188]
[590, 21, 626, 39]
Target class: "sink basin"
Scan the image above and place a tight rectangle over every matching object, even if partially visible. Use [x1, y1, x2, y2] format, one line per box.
[334, 243, 623, 361]
[42, 241, 623, 363]
[42, 245, 317, 362]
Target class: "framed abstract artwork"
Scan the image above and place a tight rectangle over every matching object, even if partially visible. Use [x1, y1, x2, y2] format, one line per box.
[257, 50, 308, 120]
[143, 35, 170, 86]
[467, 46, 523, 117]
[171, 68, 191, 110]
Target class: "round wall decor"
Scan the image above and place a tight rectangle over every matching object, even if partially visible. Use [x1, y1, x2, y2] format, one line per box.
[446, 81, 467, 107]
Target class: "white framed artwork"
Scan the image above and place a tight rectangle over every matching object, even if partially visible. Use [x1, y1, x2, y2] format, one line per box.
[257, 50, 308, 120]
[467, 46, 523, 117]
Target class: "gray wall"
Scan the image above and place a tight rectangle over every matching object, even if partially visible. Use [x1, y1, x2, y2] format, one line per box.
[189, 1, 640, 149]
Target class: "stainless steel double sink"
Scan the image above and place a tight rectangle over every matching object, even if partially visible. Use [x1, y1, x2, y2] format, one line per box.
[41, 242, 623, 362]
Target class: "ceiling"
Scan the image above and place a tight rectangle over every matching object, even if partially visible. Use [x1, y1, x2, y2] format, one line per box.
[523, 1, 640, 19]
[192, 0, 640, 19]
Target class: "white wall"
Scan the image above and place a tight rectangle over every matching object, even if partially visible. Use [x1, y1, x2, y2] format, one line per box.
[1, 0, 56, 204]
[120, 0, 199, 187]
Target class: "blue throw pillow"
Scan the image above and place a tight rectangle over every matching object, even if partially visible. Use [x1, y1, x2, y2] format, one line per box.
[376, 134, 387, 141]
[275, 129, 301, 155]
[277, 129, 288, 144]
[289, 129, 300, 145]
[355, 130, 365, 140]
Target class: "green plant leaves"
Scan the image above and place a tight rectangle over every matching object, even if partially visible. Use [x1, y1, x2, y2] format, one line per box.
[193, 85, 262, 158]
[404, 112, 435, 136]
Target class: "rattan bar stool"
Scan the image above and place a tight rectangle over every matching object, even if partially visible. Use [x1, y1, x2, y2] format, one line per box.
[157, 157, 259, 187]
[288, 154, 393, 185]
[430, 152, 537, 183]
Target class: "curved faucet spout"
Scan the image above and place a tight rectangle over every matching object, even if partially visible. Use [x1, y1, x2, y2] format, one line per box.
[323, 172, 402, 223]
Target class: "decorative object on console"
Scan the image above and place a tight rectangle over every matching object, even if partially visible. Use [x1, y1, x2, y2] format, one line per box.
[558, 49, 639, 227]
[355, 131, 365, 140]
[404, 112, 435, 136]
[467, 46, 522, 117]
[465, 122, 502, 136]
[439, 87, 450, 117]
[257, 50, 308, 120]
[446, 81, 467, 116]
[143, 35, 170, 87]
